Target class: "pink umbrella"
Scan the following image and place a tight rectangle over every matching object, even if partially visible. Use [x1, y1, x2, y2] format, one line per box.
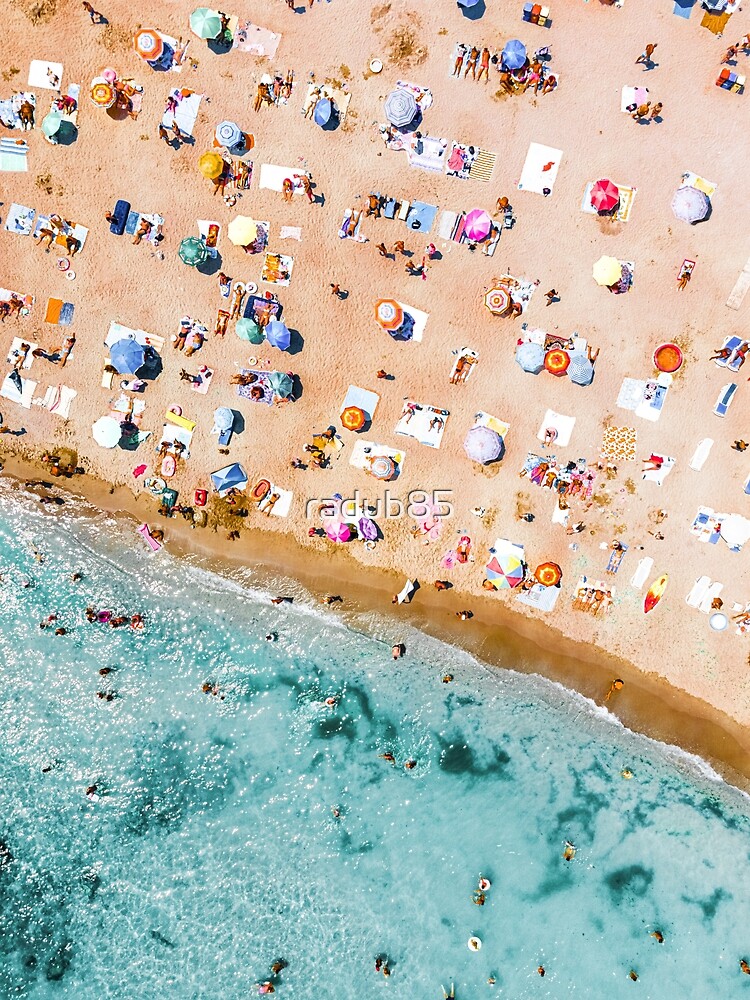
[324, 520, 351, 542]
[590, 178, 620, 213]
[464, 208, 492, 242]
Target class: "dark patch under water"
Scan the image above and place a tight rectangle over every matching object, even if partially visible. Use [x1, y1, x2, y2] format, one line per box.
[605, 865, 654, 902]
[437, 738, 511, 778]
[682, 887, 733, 921]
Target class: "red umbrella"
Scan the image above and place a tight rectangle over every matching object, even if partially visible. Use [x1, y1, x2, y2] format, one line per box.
[590, 179, 620, 213]
[544, 349, 570, 376]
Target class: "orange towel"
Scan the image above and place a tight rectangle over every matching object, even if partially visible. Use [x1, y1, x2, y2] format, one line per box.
[45, 298, 62, 324]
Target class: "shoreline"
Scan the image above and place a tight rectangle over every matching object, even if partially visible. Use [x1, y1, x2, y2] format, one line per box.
[6, 449, 750, 793]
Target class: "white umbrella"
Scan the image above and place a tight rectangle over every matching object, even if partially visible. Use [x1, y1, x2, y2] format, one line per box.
[215, 120, 243, 147]
[719, 514, 750, 549]
[92, 415, 122, 449]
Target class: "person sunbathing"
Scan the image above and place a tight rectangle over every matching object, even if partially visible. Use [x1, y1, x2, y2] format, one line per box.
[56, 334, 75, 368]
[132, 218, 152, 245]
[346, 210, 362, 236]
[231, 372, 257, 385]
[303, 86, 321, 118]
[282, 178, 294, 202]
[261, 493, 280, 515]
[709, 346, 733, 362]
[728, 341, 749, 368]
[464, 47, 479, 79]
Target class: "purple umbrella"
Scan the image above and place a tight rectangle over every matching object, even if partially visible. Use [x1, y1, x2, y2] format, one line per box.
[358, 517, 378, 541]
[464, 208, 492, 242]
[464, 425, 504, 464]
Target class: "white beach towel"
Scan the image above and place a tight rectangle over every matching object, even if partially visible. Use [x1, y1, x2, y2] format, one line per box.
[259, 484, 293, 518]
[689, 438, 713, 471]
[349, 440, 405, 473]
[630, 557, 654, 590]
[699, 582, 723, 615]
[28, 60, 63, 91]
[642, 455, 675, 486]
[35, 384, 77, 418]
[279, 226, 302, 241]
[395, 401, 449, 449]
[259, 164, 304, 193]
[537, 409, 575, 448]
[0, 138, 29, 172]
[161, 91, 203, 137]
[342, 385, 379, 421]
[233, 21, 281, 58]
[4, 204, 35, 235]
[517, 143, 562, 195]
[7, 337, 37, 370]
[396, 579, 415, 604]
[620, 86, 649, 112]
[0, 373, 36, 409]
[686, 576, 711, 609]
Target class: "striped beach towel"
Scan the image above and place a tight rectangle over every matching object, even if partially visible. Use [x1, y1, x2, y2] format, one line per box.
[469, 149, 496, 182]
[0, 138, 28, 172]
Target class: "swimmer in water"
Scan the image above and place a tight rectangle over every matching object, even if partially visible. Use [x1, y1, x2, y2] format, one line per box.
[54, 627, 66, 636]
[86, 784, 98, 799]
[265, 632, 277, 641]
[537, 966, 545, 977]
[378, 752, 396, 764]
[391, 644, 403, 660]
[741, 959, 750, 975]
[31, 545, 44, 563]
[621, 769, 633, 779]
[324, 696, 337, 708]
[404, 759, 416, 770]
[130, 613, 144, 630]
[71, 572, 83, 582]
[442, 674, 454, 683]
[39, 613, 58, 629]
[442, 984, 455, 999]
[473, 890, 486, 906]
[650, 930, 664, 943]
[563, 841, 576, 861]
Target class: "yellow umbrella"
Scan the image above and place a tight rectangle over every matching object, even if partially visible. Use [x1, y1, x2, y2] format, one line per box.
[198, 151, 225, 179]
[592, 255, 622, 287]
[228, 216, 258, 247]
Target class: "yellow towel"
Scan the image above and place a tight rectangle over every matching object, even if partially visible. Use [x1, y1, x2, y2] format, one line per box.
[165, 410, 196, 431]
[693, 176, 715, 197]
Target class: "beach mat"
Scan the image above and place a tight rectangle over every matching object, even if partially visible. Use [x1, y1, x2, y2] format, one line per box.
[233, 21, 281, 58]
[44, 298, 74, 325]
[469, 149, 496, 182]
[726, 257, 750, 310]
[0, 137, 28, 172]
[518, 142, 562, 195]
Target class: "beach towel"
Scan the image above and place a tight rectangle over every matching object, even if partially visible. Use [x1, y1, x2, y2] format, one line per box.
[642, 454, 675, 486]
[396, 580, 415, 604]
[258, 484, 293, 518]
[449, 349, 479, 384]
[33, 215, 89, 254]
[0, 372, 36, 409]
[0, 138, 28, 172]
[385, 300, 428, 342]
[137, 523, 162, 553]
[262, 252, 294, 286]
[349, 440, 405, 476]
[406, 135, 447, 174]
[469, 149, 497, 183]
[601, 425, 637, 462]
[0, 287, 33, 316]
[4, 204, 35, 235]
[474, 410, 509, 438]
[259, 164, 305, 193]
[7, 337, 37, 370]
[446, 141, 477, 180]
[342, 385, 379, 422]
[726, 257, 750, 310]
[279, 226, 302, 241]
[233, 21, 281, 58]
[28, 61, 63, 91]
[690, 507, 722, 543]
[621, 86, 649, 112]
[190, 366, 213, 395]
[635, 375, 670, 423]
[395, 401, 449, 449]
[34, 383, 77, 418]
[44, 298, 74, 325]
[235, 369, 274, 406]
[680, 171, 717, 197]
[605, 543, 628, 574]
[516, 583, 560, 612]
[517, 143, 562, 195]
[689, 438, 713, 471]
[537, 409, 575, 448]
[404, 201, 438, 234]
[630, 557, 654, 590]
[438, 210, 459, 241]
[159, 423, 193, 459]
[161, 90, 203, 137]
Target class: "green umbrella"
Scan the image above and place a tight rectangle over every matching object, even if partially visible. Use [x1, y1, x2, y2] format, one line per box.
[42, 111, 63, 138]
[235, 317, 265, 344]
[268, 371, 294, 398]
[178, 236, 208, 267]
[190, 7, 222, 39]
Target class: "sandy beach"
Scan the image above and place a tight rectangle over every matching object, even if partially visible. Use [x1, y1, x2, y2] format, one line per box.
[2, 0, 750, 765]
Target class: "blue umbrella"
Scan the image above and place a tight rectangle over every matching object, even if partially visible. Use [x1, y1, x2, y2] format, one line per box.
[458, 0, 482, 6]
[313, 98, 333, 127]
[265, 319, 291, 351]
[502, 39, 527, 70]
[110, 338, 146, 375]
[515, 341, 545, 374]
[568, 354, 595, 386]
[213, 406, 234, 432]
[211, 462, 248, 495]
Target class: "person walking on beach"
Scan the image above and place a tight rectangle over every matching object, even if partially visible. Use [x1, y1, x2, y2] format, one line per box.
[650, 102, 663, 120]
[732, 440, 748, 452]
[82, 1, 104, 22]
[635, 43, 657, 67]
[545, 288, 557, 306]
[158, 124, 171, 143]
[392, 240, 406, 255]
[376, 242, 389, 258]
[330, 283, 345, 298]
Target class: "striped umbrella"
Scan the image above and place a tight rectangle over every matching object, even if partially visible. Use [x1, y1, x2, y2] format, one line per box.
[341, 406, 366, 431]
[484, 286, 511, 316]
[485, 553, 525, 589]
[375, 299, 404, 331]
[134, 29, 164, 61]
[368, 455, 396, 480]
[178, 236, 208, 267]
[590, 178, 619, 213]
[534, 562, 562, 587]
[384, 89, 418, 127]
[90, 81, 115, 109]
[215, 120, 243, 147]
[568, 354, 595, 386]
[464, 208, 492, 242]
[544, 349, 570, 376]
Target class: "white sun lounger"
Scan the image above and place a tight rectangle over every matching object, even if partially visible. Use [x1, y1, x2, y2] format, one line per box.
[630, 557, 654, 590]
[689, 438, 713, 471]
[686, 576, 711, 608]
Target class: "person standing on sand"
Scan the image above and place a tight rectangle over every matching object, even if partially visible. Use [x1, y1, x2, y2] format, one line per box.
[635, 43, 657, 67]
[376, 243, 389, 258]
[392, 240, 406, 255]
[545, 289, 557, 306]
[650, 102, 663, 120]
[82, 2, 104, 23]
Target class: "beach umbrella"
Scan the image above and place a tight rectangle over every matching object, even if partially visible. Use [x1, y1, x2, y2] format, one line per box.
[228, 216, 258, 247]
[719, 514, 750, 549]
[464, 208, 493, 242]
[590, 178, 620, 213]
[268, 371, 293, 398]
[502, 39, 527, 70]
[211, 463, 248, 494]
[90, 80, 115, 109]
[592, 255, 622, 286]
[190, 7, 222, 39]
[213, 406, 234, 432]
[535, 562, 562, 587]
[545, 349, 570, 376]
[313, 98, 333, 127]
[265, 319, 291, 351]
[41, 111, 63, 138]
[92, 415, 122, 449]
[236, 317, 265, 344]
[384, 89, 418, 128]
[324, 520, 351, 543]
[215, 120, 243, 147]
[341, 405, 366, 431]
[671, 185, 710, 224]
[358, 516, 378, 541]
[464, 426, 503, 464]
[375, 298, 404, 331]
[110, 338, 146, 374]
[134, 29, 164, 61]
[515, 341, 545, 374]
[458, 0, 482, 6]
[199, 151, 225, 179]
[484, 286, 511, 316]
[485, 553, 525, 589]
[178, 236, 208, 267]
[369, 455, 396, 480]
[568, 353, 595, 386]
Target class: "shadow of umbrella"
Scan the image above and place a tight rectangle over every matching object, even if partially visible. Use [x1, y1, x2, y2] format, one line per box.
[458, 0, 486, 18]
[136, 346, 163, 381]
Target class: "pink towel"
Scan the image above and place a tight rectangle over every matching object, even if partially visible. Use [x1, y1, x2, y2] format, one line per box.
[133, 464, 147, 478]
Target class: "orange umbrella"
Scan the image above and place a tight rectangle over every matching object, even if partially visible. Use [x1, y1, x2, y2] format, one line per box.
[341, 405, 366, 431]
[534, 562, 562, 587]
[544, 349, 570, 376]
[90, 81, 116, 109]
[375, 299, 404, 331]
[134, 29, 164, 61]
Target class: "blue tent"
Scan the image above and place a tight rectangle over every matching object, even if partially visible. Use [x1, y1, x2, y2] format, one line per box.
[265, 319, 291, 351]
[211, 463, 248, 496]
[313, 98, 333, 127]
[502, 39, 527, 70]
[110, 338, 146, 375]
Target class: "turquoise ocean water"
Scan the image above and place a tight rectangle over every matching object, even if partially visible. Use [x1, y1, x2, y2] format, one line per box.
[0, 485, 749, 999]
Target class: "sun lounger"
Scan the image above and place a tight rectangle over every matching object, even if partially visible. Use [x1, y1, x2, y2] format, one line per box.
[137, 523, 162, 553]
[383, 198, 397, 220]
[689, 438, 713, 471]
[686, 576, 711, 608]
[109, 200, 130, 235]
[397, 199, 411, 221]
[699, 582, 724, 614]
[630, 557, 654, 590]
[726, 257, 750, 310]
[342, 385, 379, 422]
